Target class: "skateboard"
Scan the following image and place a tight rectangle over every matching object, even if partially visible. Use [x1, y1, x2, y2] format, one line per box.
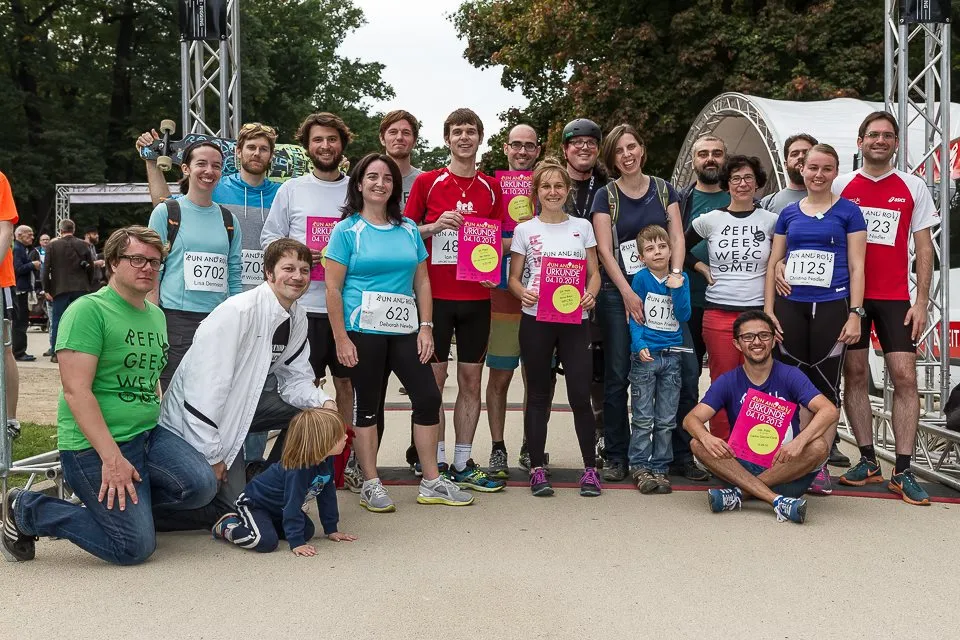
[139, 119, 312, 181]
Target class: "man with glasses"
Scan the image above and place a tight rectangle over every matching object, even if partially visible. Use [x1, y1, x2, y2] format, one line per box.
[560, 119, 608, 467]
[832, 111, 938, 506]
[2, 227, 217, 564]
[683, 311, 838, 524]
[486, 124, 540, 477]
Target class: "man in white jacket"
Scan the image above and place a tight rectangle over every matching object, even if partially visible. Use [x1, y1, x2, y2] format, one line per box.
[155, 238, 336, 530]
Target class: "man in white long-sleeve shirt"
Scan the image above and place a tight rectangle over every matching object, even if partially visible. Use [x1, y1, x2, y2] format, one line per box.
[156, 238, 336, 531]
[261, 112, 353, 427]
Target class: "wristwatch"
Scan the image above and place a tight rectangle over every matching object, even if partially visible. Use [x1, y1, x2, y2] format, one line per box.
[849, 306, 866, 318]
[420, 321, 434, 328]
[671, 268, 681, 275]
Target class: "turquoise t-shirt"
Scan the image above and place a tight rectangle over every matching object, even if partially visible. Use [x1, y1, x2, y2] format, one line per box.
[325, 214, 428, 335]
[56, 286, 167, 451]
[686, 189, 730, 306]
[147, 196, 243, 312]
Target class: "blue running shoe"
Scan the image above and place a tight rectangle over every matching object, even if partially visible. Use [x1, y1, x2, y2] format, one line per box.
[773, 495, 807, 524]
[451, 459, 506, 492]
[211, 512, 242, 540]
[707, 487, 742, 513]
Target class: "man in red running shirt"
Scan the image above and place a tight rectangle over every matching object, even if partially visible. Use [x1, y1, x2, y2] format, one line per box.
[404, 108, 506, 493]
[832, 112, 938, 505]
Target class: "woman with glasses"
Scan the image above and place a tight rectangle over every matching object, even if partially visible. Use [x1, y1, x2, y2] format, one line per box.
[147, 141, 244, 389]
[590, 124, 685, 482]
[683, 155, 778, 439]
[764, 144, 867, 493]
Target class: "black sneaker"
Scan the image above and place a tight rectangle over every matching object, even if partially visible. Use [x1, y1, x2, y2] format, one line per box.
[671, 460, 711, 482]
[2, 488, 36, 562]
[828, 442, 851, 467]
[405, 445, 420, 475]
[602, 461, 627, 482]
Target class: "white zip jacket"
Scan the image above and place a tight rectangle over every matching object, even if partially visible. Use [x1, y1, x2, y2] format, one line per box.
[159, 282, 332, 467]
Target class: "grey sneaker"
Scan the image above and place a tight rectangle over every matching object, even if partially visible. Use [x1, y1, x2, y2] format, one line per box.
[632, 469, 658, 494]
[360, 479, 396, 513]
[343, 454, 363, 494]
[416, 475, 474, 506]
[488, 448, 509, 480]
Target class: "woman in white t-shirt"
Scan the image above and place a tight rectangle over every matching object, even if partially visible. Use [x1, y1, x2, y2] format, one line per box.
[509, 158, 601, 498]
[683, 155, 777, 440]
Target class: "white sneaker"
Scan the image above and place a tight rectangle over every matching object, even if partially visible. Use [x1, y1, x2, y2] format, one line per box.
[360, 479, 395, 513]
[416, 475, 474, 506]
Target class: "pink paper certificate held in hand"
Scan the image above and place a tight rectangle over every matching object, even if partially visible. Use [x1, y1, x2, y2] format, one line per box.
[728, 389, 798, 468]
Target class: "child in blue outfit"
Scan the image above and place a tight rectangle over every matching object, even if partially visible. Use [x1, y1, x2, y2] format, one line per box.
[627, 225, 691, 495]
[212, 408, 357, 556]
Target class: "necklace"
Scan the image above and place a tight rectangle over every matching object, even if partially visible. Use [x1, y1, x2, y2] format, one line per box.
[448, 170, 478, 198]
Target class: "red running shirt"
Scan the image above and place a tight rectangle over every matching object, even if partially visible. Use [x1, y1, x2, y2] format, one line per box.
[404, 168, 503, 301]
[833, 168, 938, 301]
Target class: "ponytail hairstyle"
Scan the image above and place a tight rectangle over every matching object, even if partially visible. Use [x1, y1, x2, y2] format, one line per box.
[178, 141, 224, 195]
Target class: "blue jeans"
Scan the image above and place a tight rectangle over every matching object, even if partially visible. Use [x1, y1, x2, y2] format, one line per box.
[673, 321, 700, 466]
[628, 351, 681, 473]
[597, 283, 631, 465]
[15, 427, 217, 565]
[50, 291, 87, 351]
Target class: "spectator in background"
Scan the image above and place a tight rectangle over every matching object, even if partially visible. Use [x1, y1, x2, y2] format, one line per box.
[12, 225, 40, 361]
[42, 218, 94, 363]
[30, 233, 53, 355]
[84, 228, 107, 289]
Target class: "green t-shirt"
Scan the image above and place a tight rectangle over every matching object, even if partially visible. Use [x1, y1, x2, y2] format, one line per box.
[56, 286, 168, 451]
[686, 189, 730, 306]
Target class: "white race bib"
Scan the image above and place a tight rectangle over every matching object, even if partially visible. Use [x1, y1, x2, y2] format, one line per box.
[861, 207, 900, 246]
[785, 249, 835, 287]
[620, 240, 643, 275]
[241, 249, 264, 286]
[431, 229, 458, 265]
[183, 252, 227, 292]
[644, 292, 679, 332]
[359, 292, 418, 334]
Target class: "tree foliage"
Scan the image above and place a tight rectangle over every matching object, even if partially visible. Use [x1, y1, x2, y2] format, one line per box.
[454, 0, 960, 176]
[0, 0, 392, 232]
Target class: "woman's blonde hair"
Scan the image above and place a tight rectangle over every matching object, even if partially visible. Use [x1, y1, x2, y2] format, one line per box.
[281, 408, 346, 469]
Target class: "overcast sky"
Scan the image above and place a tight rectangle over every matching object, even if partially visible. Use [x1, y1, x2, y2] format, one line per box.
[338, 0, 528, 149]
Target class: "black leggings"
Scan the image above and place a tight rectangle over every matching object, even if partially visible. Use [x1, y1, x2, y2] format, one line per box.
[519, 314, 596, 468]
[347, 331, 441, 429]
[774, 297, 848, 407]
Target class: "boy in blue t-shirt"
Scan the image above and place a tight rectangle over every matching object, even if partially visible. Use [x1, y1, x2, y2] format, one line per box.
[627, 225, 691, 494]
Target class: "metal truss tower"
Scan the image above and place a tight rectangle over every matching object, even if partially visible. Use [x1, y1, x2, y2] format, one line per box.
[842, 0, 958, 489]
[180, 0, 241, 138]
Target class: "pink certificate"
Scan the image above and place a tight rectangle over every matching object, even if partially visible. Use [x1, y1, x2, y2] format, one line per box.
[536, 257, 585, 324]
[456, 216, 502, 283]
[728, 389, 798, 468]
[496, 170, 533, 233]
[306, 217, 337, 281]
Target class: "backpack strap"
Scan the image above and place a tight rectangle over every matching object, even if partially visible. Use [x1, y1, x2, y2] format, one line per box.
[165, 199, 235, 248]
[607, 182, 622, 265]
[652, 176, 670, 216]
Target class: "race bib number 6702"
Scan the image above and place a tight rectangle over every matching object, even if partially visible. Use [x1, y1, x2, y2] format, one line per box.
[184, 252, 227, 292]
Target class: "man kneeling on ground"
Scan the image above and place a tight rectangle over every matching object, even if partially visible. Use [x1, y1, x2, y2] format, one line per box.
[683, 310, 839, 524]
[2, 227, 217, 565]
[155, 238, 335, 532]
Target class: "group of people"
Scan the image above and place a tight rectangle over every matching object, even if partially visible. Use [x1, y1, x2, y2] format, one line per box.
[0, 105, 939, 566]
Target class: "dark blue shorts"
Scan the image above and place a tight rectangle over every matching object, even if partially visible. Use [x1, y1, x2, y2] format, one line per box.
[725, 458, 819, 499]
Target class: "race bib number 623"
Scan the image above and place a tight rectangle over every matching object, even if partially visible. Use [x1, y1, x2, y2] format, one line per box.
[359, 292, 418, 334]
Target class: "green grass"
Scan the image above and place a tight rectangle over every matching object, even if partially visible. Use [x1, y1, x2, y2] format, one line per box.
[5, 422, 58, 488]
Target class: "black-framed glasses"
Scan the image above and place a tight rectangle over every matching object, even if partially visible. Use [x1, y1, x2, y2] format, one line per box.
[729, 175, 756, 185]
[570, 139, 598, 150]
[737, 331, 774, 343]
[508, 141, 539, 152]
[120, 254, 163, 270]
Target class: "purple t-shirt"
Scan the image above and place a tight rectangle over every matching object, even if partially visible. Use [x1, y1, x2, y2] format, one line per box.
[701, 361, 821, 439]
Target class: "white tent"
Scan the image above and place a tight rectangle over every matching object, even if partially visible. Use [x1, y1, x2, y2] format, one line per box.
[671, 92, 960, 195]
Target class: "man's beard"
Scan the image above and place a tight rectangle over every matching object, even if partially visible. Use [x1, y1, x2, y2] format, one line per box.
[695, 164, 721, 185]
[311, 152, 343, 172]
[389, 149, 411, 162]
[240, 158, 268, 176]
[786, 165, 804, 185]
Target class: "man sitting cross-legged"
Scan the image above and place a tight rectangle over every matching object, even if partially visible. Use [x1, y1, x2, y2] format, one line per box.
[683, 310, 839, 524]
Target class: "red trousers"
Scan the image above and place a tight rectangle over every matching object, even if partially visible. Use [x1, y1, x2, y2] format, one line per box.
[702, 309, 746, 440]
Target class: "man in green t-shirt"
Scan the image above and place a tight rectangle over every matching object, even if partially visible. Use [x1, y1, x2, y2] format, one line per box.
[2, 227, 216, 565]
